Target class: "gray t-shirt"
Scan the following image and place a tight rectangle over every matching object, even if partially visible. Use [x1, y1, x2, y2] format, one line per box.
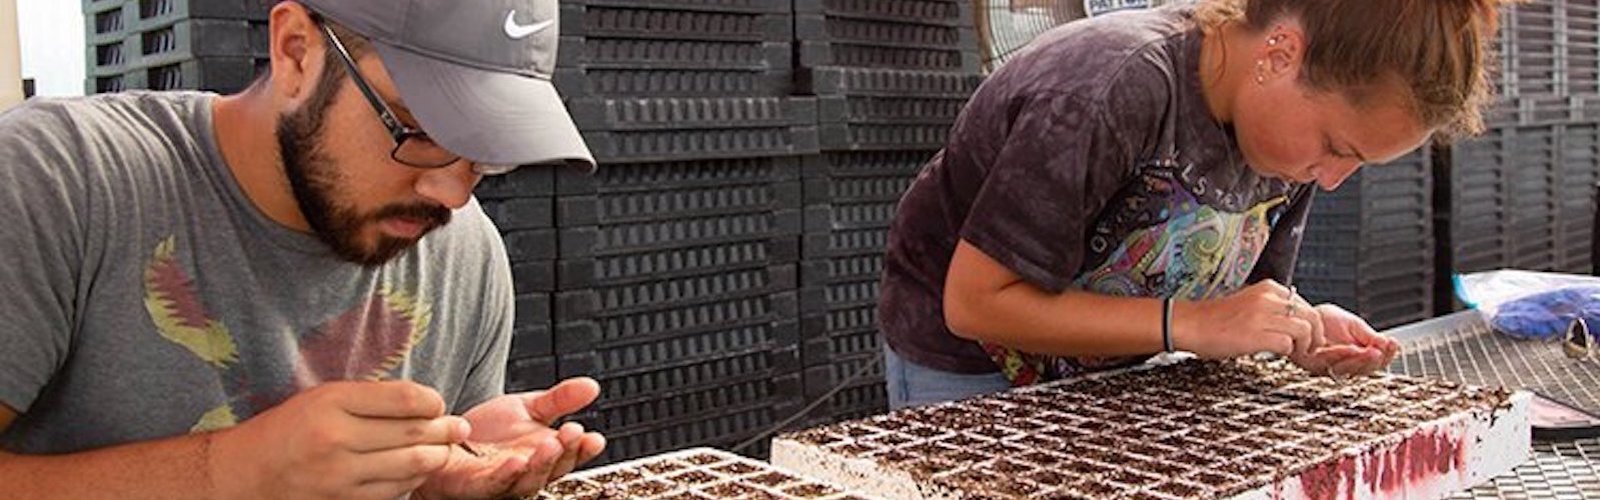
[880, 4, 1314, 380]
[0, 91, 515, 454]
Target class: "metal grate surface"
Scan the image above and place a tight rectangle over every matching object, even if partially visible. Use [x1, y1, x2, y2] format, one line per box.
[1387, 313, 1600, 414]
[1447, 439, 1600, 500]
[1387, 312, 1600, 499]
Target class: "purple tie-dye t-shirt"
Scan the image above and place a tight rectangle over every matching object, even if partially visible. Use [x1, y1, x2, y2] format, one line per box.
[878, 4, 1315, 382]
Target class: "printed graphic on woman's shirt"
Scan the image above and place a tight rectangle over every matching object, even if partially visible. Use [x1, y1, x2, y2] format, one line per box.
[141, 235, 433, 431]
[982, 168, 1288, 385]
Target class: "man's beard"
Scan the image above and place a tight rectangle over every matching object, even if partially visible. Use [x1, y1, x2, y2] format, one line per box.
[274, 85, 452, 267]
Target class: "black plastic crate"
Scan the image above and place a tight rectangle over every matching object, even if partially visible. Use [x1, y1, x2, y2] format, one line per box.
[553, 326, 800, 403]
[553, 265, 797, 323]
[575, 373, 801, 433]
[567, 96, 817, 131]
[556, 156, 801, 195]
[557, 322, 800, 386]
[1509, 219, 1558, 268]
[584, 400, 798, 465]
[799, 42, 981, 73]
[1510, 124, 1559, 171]
[504, 229, 559, 262]
[510, 323, 554, 360]
[799, 66, 984, 97]
[1295, 248, 1433, 330]
[1511, 239, 1559, 271]
[553, 67, 793, 98]
[803, 225, 890, 260]
[1488, 10, 1513, 92]
[480, 197, 554, 232]
[560, 3, 791, 41]
[1442, 129, 1513, 269]
[1501, 95, 1585, 126]
[557, 37, 790, 71]
[795, 0, 973, 27]
[505, 355, 557, 394]
[130, 19, 268, 68]
[560, 181, 801, 228]
[799, 253, 883, 287]
[512, 260, 557, 294]
[559, 344, 801, 402]
[795, 15, 977, 51]
[1452, 173, 1506, 224]
[797, 150, 919, 264]
[83, 0, 124, 14]
[554, 291, 799, 353]
[557, 237, 801, 289]
[131, 56, 266, 93]
[1557, 124, 1599, 273]
[132, 0, 270, 30]
[803, 201, 902, 234]
[580, 126, 821, 163]
[798, 278, 876, 314]
[1305, 152, 1432, 245]
[559, 208, 802, 257]
[1451, 234, 1515, 274]
[86, 1, 130, 44]
[1557, 218, 1594, 274]
[801, 353, 886, 408]
[510, 293, 553, 359]
[819, 380, 889, 423]
[1296, 237, 1434, 285]
[1484, 98, 1521, 129]
[87, 38, 133, 76]
[1305, 284, 1433, 330]
[1568, 1, 1600, 97]
[817, 94, 968, 124]
[801, 150, 933, 179]
[1575, 96, 1600, 123]
[474, 166, 556, 199]
[1508, 125, 1559, 271]
[90, 74, 128, 94]
[1309, 190, 1431, 239]
[802, 168, 919, 207]
[1508, 0, 1560, 98]
[561, 0, 790, 14]
[799, 302, 880, 366]
[818, 122, 955, 150]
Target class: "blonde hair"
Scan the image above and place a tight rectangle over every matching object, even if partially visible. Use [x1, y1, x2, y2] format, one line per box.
[1197, 0, 1505, 140]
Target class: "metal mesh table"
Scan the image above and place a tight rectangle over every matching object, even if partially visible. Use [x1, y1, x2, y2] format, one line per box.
[1386, 312, 1600, 499]
[1387, 311, 1600, 414]
[1451, 439, 1600, 500]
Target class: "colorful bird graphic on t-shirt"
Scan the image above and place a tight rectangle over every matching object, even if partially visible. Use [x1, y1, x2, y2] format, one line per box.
[141, 236, 433, 431]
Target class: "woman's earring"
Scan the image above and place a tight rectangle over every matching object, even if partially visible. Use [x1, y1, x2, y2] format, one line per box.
[1256, 60, 1266, 84]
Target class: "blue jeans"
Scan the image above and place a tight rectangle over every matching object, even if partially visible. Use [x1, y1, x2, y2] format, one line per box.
[883, 346, 1012, 410]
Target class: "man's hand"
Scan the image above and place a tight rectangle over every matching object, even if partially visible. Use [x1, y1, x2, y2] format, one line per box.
[1290, 304, 1402, 378]
[414, 377, 607, 499]
[208, 380, 468, 500]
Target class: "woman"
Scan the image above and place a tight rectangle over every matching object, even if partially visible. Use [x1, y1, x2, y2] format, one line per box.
[878, 0, 1500, 408]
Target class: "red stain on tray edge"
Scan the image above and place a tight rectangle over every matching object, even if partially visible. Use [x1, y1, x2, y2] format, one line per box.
[1297, 430, 1465, 499]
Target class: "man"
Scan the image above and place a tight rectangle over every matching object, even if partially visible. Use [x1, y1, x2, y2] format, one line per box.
[0, 0, 603, 498]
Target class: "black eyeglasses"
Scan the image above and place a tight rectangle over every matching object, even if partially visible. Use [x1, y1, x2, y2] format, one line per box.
[316, 21, 516, 175]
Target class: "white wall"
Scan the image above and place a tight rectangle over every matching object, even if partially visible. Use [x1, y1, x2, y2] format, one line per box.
[16, 0, 84, 97]
[1, 0, 21, 107]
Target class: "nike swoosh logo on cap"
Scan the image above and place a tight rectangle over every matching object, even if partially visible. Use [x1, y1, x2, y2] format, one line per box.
[504, 11, 554, 39]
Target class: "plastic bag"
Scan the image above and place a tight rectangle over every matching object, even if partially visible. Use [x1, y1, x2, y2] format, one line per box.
[1455, 269, 1600, 341]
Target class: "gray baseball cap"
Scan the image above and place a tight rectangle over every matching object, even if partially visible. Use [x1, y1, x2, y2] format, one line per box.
[297, 0, 595, 171]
